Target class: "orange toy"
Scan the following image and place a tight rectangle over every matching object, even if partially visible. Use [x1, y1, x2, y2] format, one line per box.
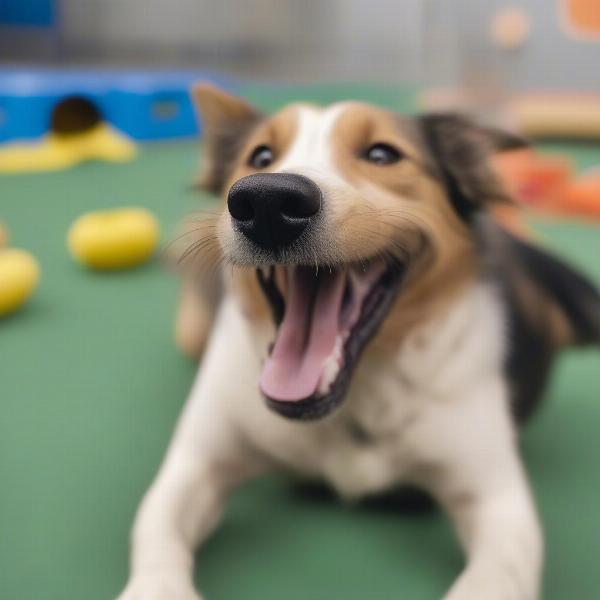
[562, 0, 600, 37]
[561, 175, 600, 218]
[493, 149, 572, 208]
[494, 149, 600, 220]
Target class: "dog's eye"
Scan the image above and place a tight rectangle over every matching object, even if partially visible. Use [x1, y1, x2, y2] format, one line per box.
[363, 143, 403, 166]
[248, 145, 274, 169]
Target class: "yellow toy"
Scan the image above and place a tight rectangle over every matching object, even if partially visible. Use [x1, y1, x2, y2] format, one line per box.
[0, 248, 40, 316]
[68, 207, 159, 270]
[0, 123, 136, 174]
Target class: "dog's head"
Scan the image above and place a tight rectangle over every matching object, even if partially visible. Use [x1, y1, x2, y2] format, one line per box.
[188, 84, 524, 420]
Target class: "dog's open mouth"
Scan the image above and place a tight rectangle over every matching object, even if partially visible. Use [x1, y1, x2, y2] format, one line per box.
[256, 260, 406, 420]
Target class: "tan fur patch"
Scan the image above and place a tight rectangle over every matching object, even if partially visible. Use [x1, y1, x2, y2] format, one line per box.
[175, 278, 214, 359]
[326, 103, 478, 348]
[371, 179, 477, 351]
[230, 268, 271, 322]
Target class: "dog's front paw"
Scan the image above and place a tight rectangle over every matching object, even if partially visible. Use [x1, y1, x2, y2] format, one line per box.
[443, 566, 536, 600]
[116, 573, 202, 600]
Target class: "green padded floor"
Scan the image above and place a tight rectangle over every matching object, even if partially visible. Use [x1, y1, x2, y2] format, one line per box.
[1, 84, 600, 600]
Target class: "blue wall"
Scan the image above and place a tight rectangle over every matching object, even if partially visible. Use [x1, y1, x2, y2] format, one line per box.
[0, 0, 55, 26]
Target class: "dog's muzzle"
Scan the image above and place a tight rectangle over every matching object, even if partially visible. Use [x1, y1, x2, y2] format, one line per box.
[227, 173, 322, 251]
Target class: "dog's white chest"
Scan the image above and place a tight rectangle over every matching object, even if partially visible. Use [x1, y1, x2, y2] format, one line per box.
[314, 284, 506, 499]
[223, 282, 505, 500]
[315, 370, 425, 500]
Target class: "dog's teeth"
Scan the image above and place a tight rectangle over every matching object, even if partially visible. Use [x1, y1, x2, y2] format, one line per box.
[318, 336, 344, 396]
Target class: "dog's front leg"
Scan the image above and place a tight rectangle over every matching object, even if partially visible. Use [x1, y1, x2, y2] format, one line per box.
[118, 298, 268, 600]
[422, 379, 543, 600]
[442, 480, 542, 600]
[117, 451, 245, 600]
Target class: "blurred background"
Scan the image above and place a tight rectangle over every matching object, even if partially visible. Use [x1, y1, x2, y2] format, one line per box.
[1, 2, 600, 600]
[1, 0, 599, 86]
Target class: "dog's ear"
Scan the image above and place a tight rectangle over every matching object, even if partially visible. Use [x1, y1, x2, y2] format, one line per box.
[192, 83, 263, 194]
[419, 113, 529, 223]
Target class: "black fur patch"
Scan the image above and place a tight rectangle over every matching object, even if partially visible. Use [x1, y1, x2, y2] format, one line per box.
[291, 481, 436, 515]
[506, 232, 600, 346]
[419, 113, 527, 223]
[501, 276, 556, 422]
[490, 226, 600, 421]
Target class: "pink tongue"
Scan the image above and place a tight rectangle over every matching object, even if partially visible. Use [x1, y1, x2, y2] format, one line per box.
[260, 268, 346, 402]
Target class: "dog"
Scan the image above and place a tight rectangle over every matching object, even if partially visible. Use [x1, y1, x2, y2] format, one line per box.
[117, 84, 600, 600]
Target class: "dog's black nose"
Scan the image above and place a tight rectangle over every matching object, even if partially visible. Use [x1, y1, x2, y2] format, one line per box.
[228, 173, 322, 250]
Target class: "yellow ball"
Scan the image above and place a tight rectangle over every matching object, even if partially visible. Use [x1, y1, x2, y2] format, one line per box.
[68, 208, 159, 270]
[0, 248, 40, 316]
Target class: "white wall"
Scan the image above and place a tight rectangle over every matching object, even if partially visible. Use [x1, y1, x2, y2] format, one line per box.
[60, 0, 329, 48]
[52, 0, 600, 89]
[58, 0, 426, 82]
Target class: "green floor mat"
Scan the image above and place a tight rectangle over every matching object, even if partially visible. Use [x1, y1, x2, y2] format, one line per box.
[1, 83, 600, 600]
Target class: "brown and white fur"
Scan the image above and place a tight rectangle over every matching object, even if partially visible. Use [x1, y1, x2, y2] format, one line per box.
[118, 85, 600, 600]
